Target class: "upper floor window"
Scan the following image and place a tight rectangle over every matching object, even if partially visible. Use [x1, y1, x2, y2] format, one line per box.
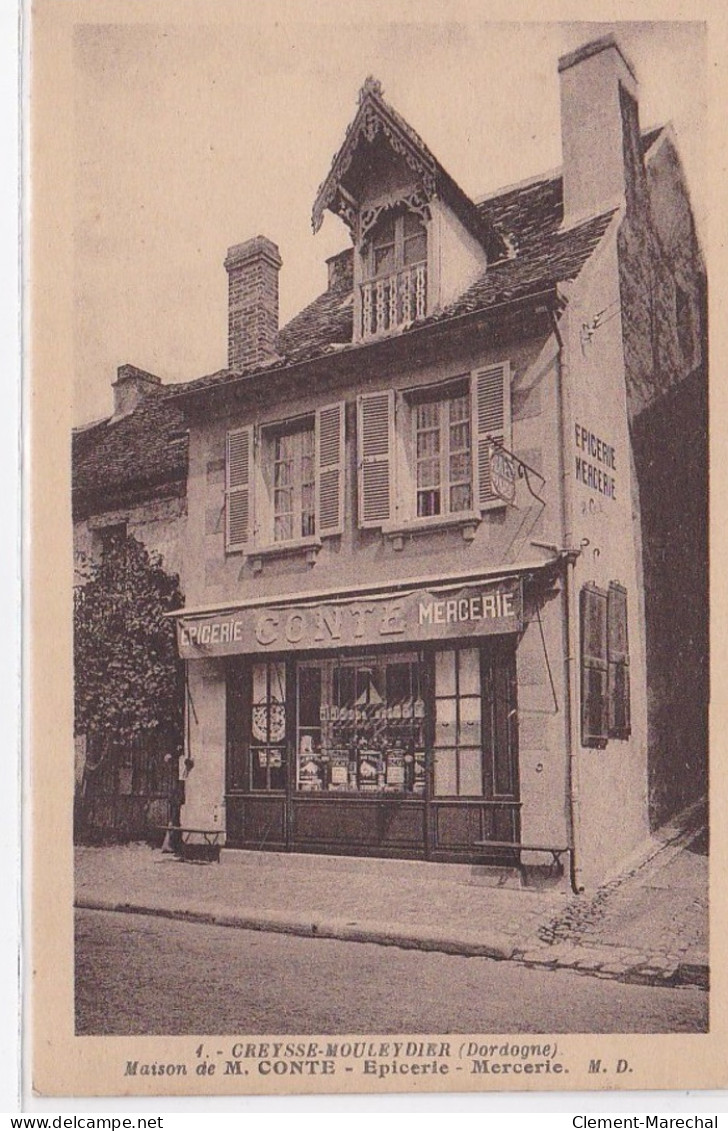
[414, 385, 472, 518]
[271, 423, 316, 543]
[361, 210, 428, 338]
[224, 362, 511, 553]
[225, 403, 345, 553]
[357, 363, 511, 529]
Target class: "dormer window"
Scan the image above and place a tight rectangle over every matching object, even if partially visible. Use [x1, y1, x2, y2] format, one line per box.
[361, 209, 428, 338]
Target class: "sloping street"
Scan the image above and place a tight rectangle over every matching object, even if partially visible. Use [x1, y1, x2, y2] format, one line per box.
[75, 908, 707, 1036]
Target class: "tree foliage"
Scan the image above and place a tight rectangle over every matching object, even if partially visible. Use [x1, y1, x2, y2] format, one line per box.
[74, 533, 184, 746]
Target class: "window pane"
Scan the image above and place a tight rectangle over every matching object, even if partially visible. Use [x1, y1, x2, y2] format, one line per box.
[450, 483, 472, 512]
[403, 232, 427, 266]
[373, 215, 396, 246]
[449, 393, 470, 424]
[434, 749, 457, 796]
[458, 648, 480, 695]
[417, 490, 441, 517]
[374, 244, 395, 276]
[252, 663, 268, 704]
[459, 696, 482, 746]
[459, 748, 484, 796]
[274, 514, 293, 542]
[435, 696, 456, 747]
[417, 429, 440, 459]
[270, 662, 286, 702]
[449, 451, 470, 481]
[403, 210, 425, 237]
[449, 421, 471, 454]
[417, 457, 440, 489]
[274, 461, 291, 488]
[298, 666, 321, 727]
[435, 649, 456, 696]
[417, 401, 440, 429]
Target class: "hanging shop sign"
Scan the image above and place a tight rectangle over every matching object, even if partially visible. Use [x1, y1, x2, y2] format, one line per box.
[176, 577, 523, 659]
[489, 446, 517, 505]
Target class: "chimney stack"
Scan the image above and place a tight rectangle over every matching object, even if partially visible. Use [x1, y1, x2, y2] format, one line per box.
[224, 236, 283, 371]
[112, 364, 162, 419]
[559, 35, 640, 226]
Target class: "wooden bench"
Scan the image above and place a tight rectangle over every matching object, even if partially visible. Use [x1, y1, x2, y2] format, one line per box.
[473, 841, 570, 875]
[159, 826, 225, 862]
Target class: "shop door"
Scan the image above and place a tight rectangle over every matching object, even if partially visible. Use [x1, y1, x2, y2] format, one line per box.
[430, 640, 519, 860]
[226, 659, 290, 850]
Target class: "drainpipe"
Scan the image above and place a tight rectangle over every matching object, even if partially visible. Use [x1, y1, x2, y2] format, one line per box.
[550, 298, 585, 895]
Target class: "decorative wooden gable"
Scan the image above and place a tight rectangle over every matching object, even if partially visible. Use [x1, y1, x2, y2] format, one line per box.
[311, 77, 506, 264]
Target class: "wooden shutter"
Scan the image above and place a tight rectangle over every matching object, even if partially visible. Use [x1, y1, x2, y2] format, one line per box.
[472, 362, 511, 510]
[580, 584, 609, 748]
[607, 582, 631, 738]
[357, 390, 395, 527]
[315, 402, 345, 536]
[226, 426, 253, 552]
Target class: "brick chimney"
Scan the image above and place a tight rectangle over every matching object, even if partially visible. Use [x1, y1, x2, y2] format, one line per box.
[224, 236, 282, 371]
[559, 35, 640, 227]
[112, 364, 162, 419]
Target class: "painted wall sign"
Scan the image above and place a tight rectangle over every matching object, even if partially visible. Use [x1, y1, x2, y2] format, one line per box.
[176, 578, 523, 659]
[574, 422, 617, 500]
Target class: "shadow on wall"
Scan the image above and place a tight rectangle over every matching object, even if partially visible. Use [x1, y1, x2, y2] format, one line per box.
[632, 365, 708, 830]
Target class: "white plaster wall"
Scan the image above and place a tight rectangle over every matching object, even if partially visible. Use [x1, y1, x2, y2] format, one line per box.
[561, 222, 650, 887]
[181, 657, 227, 836]
[431, 199, 489, 311]
[517, 585, 570, 858]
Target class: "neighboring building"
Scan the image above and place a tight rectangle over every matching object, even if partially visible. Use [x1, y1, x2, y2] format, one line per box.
[72, 365, 189, 840]
[77, 35, 706, 885]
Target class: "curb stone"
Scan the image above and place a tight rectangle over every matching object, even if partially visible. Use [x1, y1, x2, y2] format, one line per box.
[76, 895, 708, 988]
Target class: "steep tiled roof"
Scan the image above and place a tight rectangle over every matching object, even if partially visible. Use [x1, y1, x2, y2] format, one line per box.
[72, 391, 188, 515]
[173, 124, 666, 400]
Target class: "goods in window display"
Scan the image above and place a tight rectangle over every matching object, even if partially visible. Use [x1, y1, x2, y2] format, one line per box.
[295, 653, 426, 795]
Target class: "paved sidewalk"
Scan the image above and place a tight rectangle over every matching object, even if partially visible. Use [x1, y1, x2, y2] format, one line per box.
[75, 801, 708, 988]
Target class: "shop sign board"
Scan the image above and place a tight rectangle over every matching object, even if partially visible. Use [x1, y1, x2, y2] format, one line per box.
[177, 577, 523, 659]
[490, 446, 517, 505]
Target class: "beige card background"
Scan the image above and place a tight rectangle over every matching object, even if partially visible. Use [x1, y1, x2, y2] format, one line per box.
[29, 0, 728, 1103]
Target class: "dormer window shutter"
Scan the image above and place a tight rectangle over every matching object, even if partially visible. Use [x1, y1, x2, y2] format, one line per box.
[316, 402, 346, 536]
[226, 426, 253, 552]
[357, 390, 395, 527]
[472, 362, 511, 510]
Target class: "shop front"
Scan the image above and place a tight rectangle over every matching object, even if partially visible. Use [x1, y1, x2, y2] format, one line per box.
[177, 573, 535, 864]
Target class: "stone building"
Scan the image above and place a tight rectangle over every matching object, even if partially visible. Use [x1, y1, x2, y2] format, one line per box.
[76, 35, 706, 884]
[72, 364, 189, 839]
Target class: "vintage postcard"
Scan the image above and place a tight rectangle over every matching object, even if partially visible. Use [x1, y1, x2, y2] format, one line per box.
[29, 0, 726, 1102]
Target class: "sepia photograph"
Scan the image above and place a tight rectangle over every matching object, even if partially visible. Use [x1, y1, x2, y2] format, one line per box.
[30, 2, 721, 1100]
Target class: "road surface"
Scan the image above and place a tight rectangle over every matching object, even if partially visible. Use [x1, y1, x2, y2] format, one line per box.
[75, 908, 707, 1036]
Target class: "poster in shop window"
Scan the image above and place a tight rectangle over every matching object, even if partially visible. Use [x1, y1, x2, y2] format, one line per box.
[27, 0, 725, 1114]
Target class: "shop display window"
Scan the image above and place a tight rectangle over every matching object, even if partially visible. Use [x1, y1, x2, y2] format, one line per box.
[296, 653, 427, 794]
[250, 661, 287, 790]
[433, 647, 485, 796]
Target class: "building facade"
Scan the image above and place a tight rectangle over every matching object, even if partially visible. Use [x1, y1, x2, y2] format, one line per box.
[131, 36, 704, 888]
[72, 366, 189, 840]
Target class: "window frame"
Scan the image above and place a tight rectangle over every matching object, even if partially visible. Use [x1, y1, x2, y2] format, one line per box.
[264, 416, 317, 546]
[409, 378, 474, 520]
[358, 363, 512, 533]
[366, 210, 427, 282]
[225, 401, 345, 555]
